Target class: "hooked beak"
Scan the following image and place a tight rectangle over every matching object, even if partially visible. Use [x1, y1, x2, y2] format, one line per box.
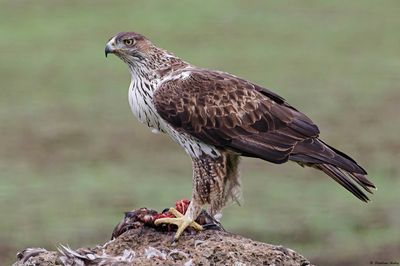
[105, 37, 117, 57]
[105, 43, 114, 57]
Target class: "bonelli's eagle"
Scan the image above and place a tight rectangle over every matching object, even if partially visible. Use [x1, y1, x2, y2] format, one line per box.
[105, 32, 375, 241]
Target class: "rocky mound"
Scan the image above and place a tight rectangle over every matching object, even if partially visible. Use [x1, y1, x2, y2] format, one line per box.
[13, 207, 312, 266]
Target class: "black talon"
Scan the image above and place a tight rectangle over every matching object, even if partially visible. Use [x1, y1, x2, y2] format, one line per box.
[202, 222, 224, 231]
[171, 238, 178, 246]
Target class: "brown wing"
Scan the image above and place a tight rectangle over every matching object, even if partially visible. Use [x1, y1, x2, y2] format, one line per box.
[154, 69, 319, 163]
[154, 69, 375, 202]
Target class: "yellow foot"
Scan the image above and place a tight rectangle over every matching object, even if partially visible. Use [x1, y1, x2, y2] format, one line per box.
[154, 207, 203, 241]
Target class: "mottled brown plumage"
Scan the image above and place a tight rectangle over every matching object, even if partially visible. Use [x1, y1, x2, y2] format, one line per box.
[153, 69, 374, 202]
[105, 32, 375, 241]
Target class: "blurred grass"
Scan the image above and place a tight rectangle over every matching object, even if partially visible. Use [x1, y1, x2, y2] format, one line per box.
[1, 0, 400, 265]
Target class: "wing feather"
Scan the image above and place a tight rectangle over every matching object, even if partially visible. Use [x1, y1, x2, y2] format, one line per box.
[154, 69, 319, 163]
[154, 68, 375, 201]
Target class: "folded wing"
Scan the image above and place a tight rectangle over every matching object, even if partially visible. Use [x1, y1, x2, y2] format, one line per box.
[154, 69, 375, 201]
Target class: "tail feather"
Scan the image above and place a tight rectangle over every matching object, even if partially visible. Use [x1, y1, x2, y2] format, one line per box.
[352, 172, 376, 191]
[291, 138, 366, 174]
[315, 164, 372, 202]
[290, 138, 376, 202]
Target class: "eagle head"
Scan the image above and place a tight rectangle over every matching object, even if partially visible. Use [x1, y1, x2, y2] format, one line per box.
[105, 32, 152, 61]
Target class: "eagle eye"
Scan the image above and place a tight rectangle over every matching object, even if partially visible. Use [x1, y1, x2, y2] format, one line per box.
[123, 38, 135, 46]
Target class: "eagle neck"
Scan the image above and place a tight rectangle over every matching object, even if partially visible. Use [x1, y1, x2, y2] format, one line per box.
[128, 51, 189, 94]
[129, 65, 159, 95]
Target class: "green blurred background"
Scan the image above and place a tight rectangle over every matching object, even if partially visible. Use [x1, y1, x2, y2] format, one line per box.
[1, 1, 399, 265]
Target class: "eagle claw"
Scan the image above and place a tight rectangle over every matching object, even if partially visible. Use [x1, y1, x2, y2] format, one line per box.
[154, 207, 203, 240]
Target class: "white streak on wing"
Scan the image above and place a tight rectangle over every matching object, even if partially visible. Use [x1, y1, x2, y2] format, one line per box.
[180, 71, 191, 80]
[161, 71, 191, 83]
